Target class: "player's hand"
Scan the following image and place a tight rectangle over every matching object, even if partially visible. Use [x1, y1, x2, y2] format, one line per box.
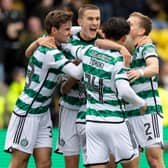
[97, 29, 105, 39]
[72, 59, 81, 65]
[127, 69, 142, 83]
[37, 36, 56, 48]
[140, 102, 147, 115]
[137, 36, 152, 47]
[119, 46, 131, 67]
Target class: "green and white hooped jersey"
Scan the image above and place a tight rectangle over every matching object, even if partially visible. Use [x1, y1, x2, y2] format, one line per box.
[125, 43, 163, 117]
[60, 33, 97, 110]
[66, 44, 129, 123]
[14, 46, 71, 116]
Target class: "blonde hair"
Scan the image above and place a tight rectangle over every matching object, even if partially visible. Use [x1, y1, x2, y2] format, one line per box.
[129, 12, 152, 35]
[78, 4, 100, 18]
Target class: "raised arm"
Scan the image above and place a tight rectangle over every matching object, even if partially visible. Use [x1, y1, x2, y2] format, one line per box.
[25, 39, 39, 58]
[25, 26, 81, 58]
[25, 36, 56, 58]
[61, 43, 89, 60]
[95, 39, 131, 67]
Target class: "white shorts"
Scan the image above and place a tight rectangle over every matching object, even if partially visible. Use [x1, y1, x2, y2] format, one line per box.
[128, 113, 163, 148]
[55, 106, 80, 156]
[85, 121, 138, 165]
[5, 111, 52, 154]
[76, 123, 87, 164]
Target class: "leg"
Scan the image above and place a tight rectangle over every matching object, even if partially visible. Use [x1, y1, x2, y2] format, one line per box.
[107, 154, 117, 168]
[88, 164, 107, 168]
[33, 147, 52, 168]
[57, 107, 80, 168]
[146, 147, 165, 168]
[121, 156, 139, 168]
[64, 155, 79, 168]
[9, 149, 30, 168]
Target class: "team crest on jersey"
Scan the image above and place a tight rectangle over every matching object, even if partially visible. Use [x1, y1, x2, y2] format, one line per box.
[20, 138, 29, 147]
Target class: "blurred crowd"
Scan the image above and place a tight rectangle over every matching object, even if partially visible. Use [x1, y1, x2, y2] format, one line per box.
[0, 0, 168, 128]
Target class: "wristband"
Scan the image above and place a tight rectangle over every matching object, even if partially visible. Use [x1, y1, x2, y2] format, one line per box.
[139, 69, 144, 77]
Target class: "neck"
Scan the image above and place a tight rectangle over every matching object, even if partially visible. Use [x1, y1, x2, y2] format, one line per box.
[134, 35, 144, 46]
[48, 34, 57, 48]
[79, 31, 92, 41]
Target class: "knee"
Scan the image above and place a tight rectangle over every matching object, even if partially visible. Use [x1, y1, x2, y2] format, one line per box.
[148, 160, 158, 168]
[147, 155, 161, 168]
[36, 159, 51, 168]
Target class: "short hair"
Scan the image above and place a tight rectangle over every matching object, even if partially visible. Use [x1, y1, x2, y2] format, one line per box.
[129, 12, 152, 35]
[102, 17, 130, 41]
[45, 10, 73, 34]
[78, 4, 100, 18]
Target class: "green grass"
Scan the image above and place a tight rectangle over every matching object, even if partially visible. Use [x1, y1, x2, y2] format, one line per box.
[0, 127, 168, 168]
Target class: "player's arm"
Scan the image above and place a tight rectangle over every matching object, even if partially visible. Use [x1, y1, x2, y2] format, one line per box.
[61, 43, 89, 60]
[59, 58, 81, 94]
[60, 77, 79, 95]
[25, 36, 56, 58]
[127, 57, 158, 83]
[116, 79, 147, 115]
[127, 44, 158, 82]
[95, 39, 131, 67]
[25, 26, 80, 58]
[25, 39, 39, 58]
[112, 63, 146, 114]
[62, 62, 83, 80]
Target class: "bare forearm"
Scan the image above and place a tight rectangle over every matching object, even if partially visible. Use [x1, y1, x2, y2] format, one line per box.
[95, 39, 131, 66]
[142, 61, 159, 77]
[128, 57, 159, 82]
[61, 77, 78, 94]
[25, 40, 39, 58]
[25, 36, 56, 58]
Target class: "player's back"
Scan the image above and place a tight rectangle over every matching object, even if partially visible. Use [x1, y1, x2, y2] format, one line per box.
[81, 46, 127, 122]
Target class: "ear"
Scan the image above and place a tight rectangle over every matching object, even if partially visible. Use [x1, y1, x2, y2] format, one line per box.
[138, 27, 145, 36]
[120, 35, 127, 43]
[51, 26, 57, 35]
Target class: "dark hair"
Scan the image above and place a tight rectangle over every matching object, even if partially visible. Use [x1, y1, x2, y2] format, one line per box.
[129, 12, 152, 35]
[78, 4, 100, 18]
[45, 10, 73, 34]
[102, 17, 130, 41]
